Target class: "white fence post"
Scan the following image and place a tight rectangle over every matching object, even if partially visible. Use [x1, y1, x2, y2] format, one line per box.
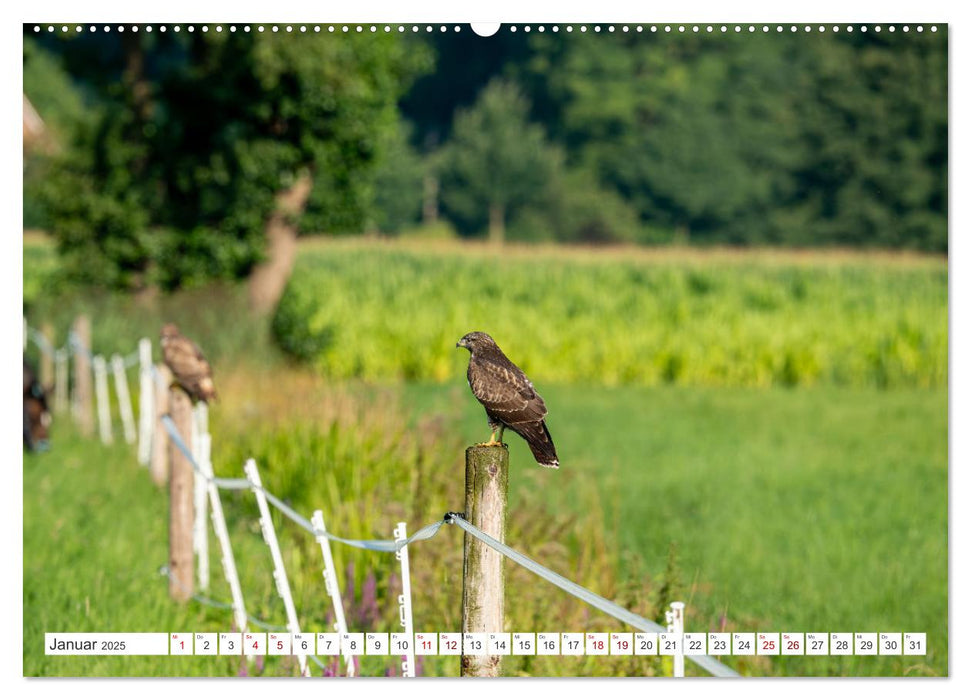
[394, 522, 416, 678]
[93, 355, 112, 444]
[203, 448, 248, 635]
[245, 459, 310, 677]
[667, 601, 685, 678]
[111, 354, 137, 445]
[54, 348, 68, 413]
[137, 338, 153, 466]
[193, 404, 210, 592]
[311, 510, 355, 677]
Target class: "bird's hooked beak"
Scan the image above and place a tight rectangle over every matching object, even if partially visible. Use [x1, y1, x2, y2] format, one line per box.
[456, 338, 468, 349]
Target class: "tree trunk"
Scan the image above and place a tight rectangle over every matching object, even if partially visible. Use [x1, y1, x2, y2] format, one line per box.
[422, 173, 439, 225]
[488, 202, 505, 246]
[248, 173, 313, 314]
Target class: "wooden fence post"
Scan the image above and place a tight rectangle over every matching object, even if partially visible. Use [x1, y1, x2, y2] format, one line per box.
[39, 322, 54, 388]
[151, 364, 171, 486]
[461, 444, 509, 677]
[54, 348, 68, 413]
[168, 386, 194, 602]
[137, 339, 153, 466]
[72, 315, 93, 435]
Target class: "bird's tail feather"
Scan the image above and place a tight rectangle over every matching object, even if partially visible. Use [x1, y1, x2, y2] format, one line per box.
[513, 420, 559, 469]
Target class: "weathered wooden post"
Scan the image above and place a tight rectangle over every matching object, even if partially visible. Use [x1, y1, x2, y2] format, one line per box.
[137, 339, 153, 466]
[151, 364, 171, 486]
[39, 322, 55, 388]
[461, 444, 509, 677]
[72, 315, 93, 435]
[168, 386, 195, 601]
[54, 348, 68, 413]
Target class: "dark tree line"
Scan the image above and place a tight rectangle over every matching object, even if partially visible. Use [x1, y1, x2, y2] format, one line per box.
[23, 25, 946, 292]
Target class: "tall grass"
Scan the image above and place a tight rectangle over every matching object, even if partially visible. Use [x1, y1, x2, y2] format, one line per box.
[273, 244, 947, 389]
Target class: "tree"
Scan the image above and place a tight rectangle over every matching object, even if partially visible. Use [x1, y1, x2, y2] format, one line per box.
[30, 30, 431, 298]
[439, 79, 561, 244]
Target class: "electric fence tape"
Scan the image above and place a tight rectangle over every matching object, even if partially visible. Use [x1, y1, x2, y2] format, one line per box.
[444, 514, 739, 678]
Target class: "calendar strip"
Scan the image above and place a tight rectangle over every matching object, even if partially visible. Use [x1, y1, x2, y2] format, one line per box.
[46, 632, 928, 656]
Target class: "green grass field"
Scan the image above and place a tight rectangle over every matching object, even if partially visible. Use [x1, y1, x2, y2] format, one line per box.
[23, 236, 948, 677]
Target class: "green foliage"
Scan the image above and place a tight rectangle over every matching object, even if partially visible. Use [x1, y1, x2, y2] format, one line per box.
[520, 31, 947, 250]
[371, 122, 426, 233]
[510, 168, 644, 244]
[28, 32, 431, 291]
[273, 244, 946, 388]
[439, 79, 562, 240]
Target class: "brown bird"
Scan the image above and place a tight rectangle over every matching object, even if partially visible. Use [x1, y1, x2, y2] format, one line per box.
[457, 331, 559, 468]
[160, 323, 216, 403]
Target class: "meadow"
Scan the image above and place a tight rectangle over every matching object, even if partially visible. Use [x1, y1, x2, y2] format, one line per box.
[22, 236, 948, 676]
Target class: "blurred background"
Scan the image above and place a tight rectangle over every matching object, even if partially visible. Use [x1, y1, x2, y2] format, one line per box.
[23, 25, 947, 678]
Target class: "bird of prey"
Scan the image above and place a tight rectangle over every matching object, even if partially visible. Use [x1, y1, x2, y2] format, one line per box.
[456, 331, 559, 468]
[160, 323, 216, 403]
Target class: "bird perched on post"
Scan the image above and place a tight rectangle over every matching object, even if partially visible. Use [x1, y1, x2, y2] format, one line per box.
[160, 323, 217, 403]
[456, 331, 559, 468]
